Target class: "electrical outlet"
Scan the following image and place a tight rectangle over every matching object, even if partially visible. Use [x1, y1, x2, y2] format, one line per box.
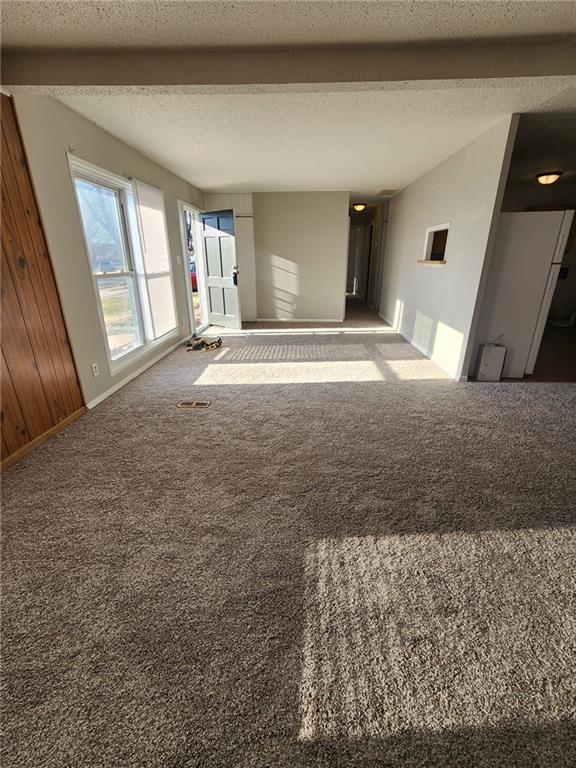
[91, 363, 99, 377]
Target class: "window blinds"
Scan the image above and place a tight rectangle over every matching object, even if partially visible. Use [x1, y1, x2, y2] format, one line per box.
[133, 180, 171, 274]
[131, 179, 177, 339]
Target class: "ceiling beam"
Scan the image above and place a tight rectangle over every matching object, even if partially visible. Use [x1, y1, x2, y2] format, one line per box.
[3, 37, 575, 88]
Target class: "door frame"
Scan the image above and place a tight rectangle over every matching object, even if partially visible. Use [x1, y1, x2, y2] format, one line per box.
[364, 223, 375, 303]
[349, 225, 368, 299]
[177, 200, 209, 336]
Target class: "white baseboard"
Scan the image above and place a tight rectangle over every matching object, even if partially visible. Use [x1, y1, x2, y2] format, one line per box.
[86, 335, 191, 409]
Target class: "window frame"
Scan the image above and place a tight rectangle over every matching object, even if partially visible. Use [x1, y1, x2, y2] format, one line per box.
[68, 155, 178, 374]
[419, 222, 451, 265]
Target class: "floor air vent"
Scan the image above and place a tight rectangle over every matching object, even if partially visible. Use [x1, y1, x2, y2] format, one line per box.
[177, 400, 211, 409]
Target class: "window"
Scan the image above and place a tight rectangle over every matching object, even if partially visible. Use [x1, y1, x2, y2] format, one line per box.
[420, 223, 450, 264]
[70, 157, 178, 367]
[130, 180, 177, 339]
[74, 177, 142, 360]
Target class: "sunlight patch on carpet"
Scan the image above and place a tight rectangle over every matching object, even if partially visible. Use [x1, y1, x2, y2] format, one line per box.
[217, 344, 369, 362]
[299, 530, 575, 741]
[194, 361, 385, 385]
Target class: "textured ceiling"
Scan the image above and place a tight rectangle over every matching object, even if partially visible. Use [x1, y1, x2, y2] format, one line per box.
[3, 0, 576, 49]
[55, 77, 575, 193]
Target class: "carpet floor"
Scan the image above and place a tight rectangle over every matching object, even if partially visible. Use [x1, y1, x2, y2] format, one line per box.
[2, 310, 576, 767]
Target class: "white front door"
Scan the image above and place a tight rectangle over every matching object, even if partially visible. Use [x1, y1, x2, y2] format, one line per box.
[200, 210, 241, 329]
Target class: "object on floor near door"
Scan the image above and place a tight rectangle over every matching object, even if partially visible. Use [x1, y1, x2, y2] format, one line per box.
[186, 336, 223, 352]
[177, 400, 211, 409]
[476, 344, 507, 381]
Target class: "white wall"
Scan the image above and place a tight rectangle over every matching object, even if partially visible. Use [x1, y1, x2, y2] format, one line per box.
[379, 117, 515, 379]
[205, 193, 257, 321]
[13, 95, 205, 406]
[253, 192, 349, 321]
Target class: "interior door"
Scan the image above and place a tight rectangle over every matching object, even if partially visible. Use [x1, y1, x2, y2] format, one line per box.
[200, 210, 241, 329]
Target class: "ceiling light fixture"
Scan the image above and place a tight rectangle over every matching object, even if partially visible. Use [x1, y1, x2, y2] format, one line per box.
[537, 172, 562, 185]
[353, 203, 367, 212]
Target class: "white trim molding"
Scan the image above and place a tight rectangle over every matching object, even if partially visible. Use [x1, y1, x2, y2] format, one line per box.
[68, 153, 132, 192]
[421, 221, 450, 263]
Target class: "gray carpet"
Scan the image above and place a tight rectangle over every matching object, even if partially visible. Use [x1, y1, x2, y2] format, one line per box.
[2, 314, 576, 767]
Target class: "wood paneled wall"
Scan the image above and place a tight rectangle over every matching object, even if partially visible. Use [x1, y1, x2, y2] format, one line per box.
[1, 94, 84, 469]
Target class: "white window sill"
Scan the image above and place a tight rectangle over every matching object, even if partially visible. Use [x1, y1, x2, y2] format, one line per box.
[109, 328, 180, 376]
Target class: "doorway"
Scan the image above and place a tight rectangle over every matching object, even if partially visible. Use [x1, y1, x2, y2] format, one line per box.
[347, 224, 371, 302]
[179, 202, 208, 335]
[346, 202, 388, 318]
[198, 210, 242, 330]
[179, 203, 242, 334]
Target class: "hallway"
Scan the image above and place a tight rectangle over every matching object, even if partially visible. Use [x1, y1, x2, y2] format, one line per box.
[344, 295, 380, 323]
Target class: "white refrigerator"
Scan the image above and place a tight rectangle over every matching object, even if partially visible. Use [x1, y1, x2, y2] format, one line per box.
[477, 209, 574, 379]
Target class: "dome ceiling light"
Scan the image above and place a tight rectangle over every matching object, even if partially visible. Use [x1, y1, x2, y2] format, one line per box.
[537, 172, 562, 185]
